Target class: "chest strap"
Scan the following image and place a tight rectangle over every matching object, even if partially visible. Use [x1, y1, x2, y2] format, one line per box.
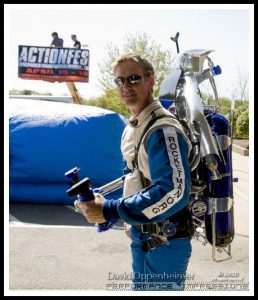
[132, 114, 176, 188]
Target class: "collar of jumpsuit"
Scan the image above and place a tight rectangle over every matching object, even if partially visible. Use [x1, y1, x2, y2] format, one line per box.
[128, 99, 163, 128]
[127, 99, 192, 156]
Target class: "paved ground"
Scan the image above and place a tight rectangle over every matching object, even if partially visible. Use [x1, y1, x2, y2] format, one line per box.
[7, 151, 253, 295]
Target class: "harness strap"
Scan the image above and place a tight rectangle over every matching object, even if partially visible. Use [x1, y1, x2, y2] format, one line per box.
[134, 206, 195, 252]
[132, 113, 176, 188]
[142, 236, 168, 252]
[140, 221, 194, 252]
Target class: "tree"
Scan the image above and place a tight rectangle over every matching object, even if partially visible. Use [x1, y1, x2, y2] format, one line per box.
[84, 89, 130, 118]
[23, 89, 33, 95]
[236, 109, 249, 138]
[9, 89, 52, 96]
[232, 65, 249, 103]
[231, 102, 249, 138]
[98, 31, 174, 97]
[9, 89, 21, 95]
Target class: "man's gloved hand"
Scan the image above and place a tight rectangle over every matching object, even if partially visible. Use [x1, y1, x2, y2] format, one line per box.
[74, 193, 106, 224]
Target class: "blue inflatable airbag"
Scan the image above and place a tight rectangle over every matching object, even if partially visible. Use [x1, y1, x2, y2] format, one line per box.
[9, 99, 127, 204]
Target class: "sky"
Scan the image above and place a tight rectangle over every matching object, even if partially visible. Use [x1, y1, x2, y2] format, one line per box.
[5, 4, 253, 100]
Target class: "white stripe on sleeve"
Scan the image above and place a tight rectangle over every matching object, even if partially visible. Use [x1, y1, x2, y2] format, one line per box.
[141, 127, 186, 219]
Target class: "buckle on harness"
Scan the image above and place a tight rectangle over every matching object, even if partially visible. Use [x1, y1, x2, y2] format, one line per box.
[146, 237, 157, 251]
[161, 220, 178, 237]
[143, 235, 169, 252]
[140, 221, 178, 238]
[140, 221, 179, 253]
[140, 223, 159, 234]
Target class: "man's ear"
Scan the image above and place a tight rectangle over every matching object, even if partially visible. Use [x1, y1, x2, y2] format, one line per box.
[148, 75, 155, 93]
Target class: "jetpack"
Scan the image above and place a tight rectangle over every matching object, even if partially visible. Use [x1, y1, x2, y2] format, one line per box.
[159, 32, 236, 262]
[64, 33, 236, 262]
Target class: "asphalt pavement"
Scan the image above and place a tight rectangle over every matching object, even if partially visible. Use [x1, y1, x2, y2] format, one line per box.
[7, 150, 253, 295]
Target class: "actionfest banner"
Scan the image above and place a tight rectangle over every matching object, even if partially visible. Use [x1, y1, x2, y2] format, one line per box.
[18, 45, 89, 83]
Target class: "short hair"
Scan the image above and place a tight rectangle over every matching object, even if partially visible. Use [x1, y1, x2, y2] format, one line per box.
[112, 53, 154, 77]
[71, 34, 76, 38]
[52, 32, 58, 37]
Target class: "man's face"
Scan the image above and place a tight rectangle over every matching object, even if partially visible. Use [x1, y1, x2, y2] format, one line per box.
[114, 61, 154, 113]
[71, 36, 76, 41]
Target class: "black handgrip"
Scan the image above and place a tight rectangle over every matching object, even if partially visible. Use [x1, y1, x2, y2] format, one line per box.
[66, 177, 94, 199]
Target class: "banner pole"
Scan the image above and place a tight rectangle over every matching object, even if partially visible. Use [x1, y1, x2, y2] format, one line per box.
[66, 82, 83, 104]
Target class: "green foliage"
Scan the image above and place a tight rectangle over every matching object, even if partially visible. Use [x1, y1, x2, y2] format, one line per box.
[200, 93, 249, 139]
[201, 95, 232, 116]
[233, 102, 249, 138]
[235, 100, 248, 110]
[84, 89, 130, 118]
[218, 98, 232, 115]
[98, 31, 173, 97]
[222, 101, 249, 138]
[236, 109, 249, 138]
[9, 89, 52, 96]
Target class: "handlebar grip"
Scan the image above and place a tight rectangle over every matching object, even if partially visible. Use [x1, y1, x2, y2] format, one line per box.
[66, 177, 94, 198]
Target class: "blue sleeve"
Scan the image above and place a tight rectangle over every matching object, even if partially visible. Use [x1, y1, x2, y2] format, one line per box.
[103, 127, 191, 225]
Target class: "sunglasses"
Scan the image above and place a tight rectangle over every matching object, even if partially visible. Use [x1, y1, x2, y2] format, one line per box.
[114, 74, 143, 87]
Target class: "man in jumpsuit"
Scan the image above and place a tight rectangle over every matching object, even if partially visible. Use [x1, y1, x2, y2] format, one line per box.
[76, 53, 194, 291]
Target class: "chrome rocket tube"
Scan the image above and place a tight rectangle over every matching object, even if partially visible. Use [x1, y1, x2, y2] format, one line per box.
[93, 176, 125, 196]
[162, 49, 222, 179]
[182, 75, 222, 180]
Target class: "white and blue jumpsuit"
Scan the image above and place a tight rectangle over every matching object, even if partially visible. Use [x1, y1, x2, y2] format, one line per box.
[102, 100, 192, 290]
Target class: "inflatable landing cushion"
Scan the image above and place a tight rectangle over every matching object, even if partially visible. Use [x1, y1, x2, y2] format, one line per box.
[9, 99, 127, 204]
